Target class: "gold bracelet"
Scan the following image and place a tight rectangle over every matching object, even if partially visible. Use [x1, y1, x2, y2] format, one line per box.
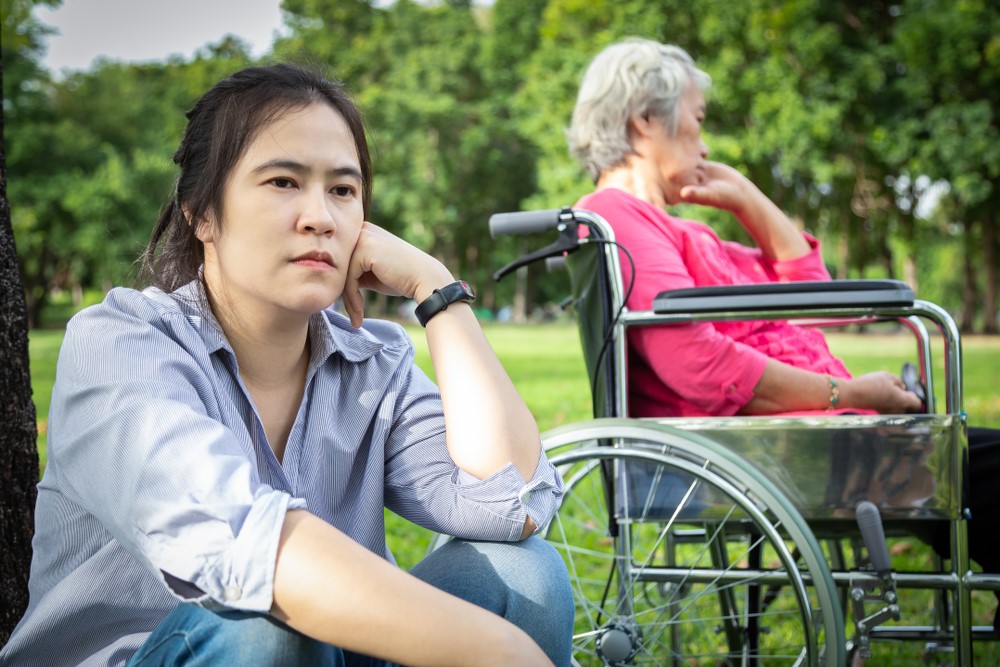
[826, 375, 840, 410]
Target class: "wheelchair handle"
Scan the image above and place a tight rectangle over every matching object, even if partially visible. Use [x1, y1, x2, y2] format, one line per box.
[489, 208, 583, 282]
[489, 208, 572, 238]
[856, 501, 892, 575]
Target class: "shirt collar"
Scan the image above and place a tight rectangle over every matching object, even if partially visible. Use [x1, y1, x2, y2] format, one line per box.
[165, 279, 384, 364]
[310, 309, 385, 365]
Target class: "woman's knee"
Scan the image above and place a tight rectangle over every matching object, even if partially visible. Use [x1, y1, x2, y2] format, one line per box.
[496, 537, 573, 609]
[416, 537, 568, 602]
[412, 537, 574, 666]
[128, 603, 343, 666]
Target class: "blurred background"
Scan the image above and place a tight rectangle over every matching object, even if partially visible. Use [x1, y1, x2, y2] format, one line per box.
[3, 0, 999, 331]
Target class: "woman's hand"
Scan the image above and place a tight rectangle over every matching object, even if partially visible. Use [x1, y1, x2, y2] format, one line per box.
[679, 161, 811, 261]
[842, 371, 925, 414]
[678, 161, 754, 214]
[743, 360, 924, 415]
[340, 221, 543, 486]
[341, 222, 453, 327]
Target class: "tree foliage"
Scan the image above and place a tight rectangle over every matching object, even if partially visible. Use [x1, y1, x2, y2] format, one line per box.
[3, 0, 998, 330]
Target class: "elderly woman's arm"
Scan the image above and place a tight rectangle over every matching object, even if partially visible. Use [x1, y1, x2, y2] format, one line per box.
[741, 358, 924, 414]
[679, 161, 811, 261]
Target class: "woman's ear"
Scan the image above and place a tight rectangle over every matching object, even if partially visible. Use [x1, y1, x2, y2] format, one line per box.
[181, 204, 215, 244]
[629, 110, 655, 139]
[627, 111, 657, 158]
[193, 217, 215, 244]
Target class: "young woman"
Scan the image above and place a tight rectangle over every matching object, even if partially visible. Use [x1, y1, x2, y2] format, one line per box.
[1, 64, 571, 667]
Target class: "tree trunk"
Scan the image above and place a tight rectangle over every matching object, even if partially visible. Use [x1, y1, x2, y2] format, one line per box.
[960, 219, 978, 333]
[983, 210, 998, 334]
[513, 265, 527, 323]
[0, 62, 40, 645]
[836, 214, 850, 280]
[899, 211, 919, 294]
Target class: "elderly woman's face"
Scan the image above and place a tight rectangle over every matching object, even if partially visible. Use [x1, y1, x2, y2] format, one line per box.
[652, 83, 708, 205]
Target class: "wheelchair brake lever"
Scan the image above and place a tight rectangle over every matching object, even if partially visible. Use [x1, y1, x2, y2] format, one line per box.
[901, 362, 928, 413]
[851, 502, 900, 659]
[492, 223, 581, 282]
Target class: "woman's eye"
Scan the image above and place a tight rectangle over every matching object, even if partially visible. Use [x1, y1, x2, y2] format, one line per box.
[270, 178, 295, 189]
[332, 185, 356, 197]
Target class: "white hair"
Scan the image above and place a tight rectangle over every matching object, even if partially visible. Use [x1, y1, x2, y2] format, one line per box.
[567, 38, 711, 182]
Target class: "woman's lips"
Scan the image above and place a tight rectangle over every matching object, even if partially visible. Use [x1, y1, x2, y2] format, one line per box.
[292, 251, 334, 269]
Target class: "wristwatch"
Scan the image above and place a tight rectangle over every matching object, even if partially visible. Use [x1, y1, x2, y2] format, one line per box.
[414, 280, 476, 327]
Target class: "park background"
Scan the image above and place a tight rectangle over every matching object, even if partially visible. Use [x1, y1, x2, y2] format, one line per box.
[5, 0, 1000, 332]
[3, 0, 1000, 663]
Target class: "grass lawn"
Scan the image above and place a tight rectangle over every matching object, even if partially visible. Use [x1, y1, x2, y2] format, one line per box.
[26, 321, 1000, 663]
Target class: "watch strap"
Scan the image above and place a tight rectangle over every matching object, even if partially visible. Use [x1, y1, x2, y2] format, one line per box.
[414, 280, 476, 327]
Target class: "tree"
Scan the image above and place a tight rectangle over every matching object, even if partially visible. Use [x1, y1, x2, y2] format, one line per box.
[887, 0, 1000, 332]
[0, 40, 40, 646]
[275, 0, 553, 315]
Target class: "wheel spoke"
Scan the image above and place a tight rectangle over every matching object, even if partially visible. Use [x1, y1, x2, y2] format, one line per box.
[544, 437, 838, 667]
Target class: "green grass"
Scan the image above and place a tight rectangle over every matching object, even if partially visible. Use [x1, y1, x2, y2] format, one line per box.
[26, 322, 1000, 662]
[27, 329, 63, 457]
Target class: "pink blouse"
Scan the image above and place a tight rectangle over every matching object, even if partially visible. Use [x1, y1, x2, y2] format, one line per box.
[575, 188, 854, 418]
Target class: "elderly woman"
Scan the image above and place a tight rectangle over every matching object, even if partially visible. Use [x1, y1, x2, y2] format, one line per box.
[567, 38, 921, 418]
[566, 36, 1000, 617]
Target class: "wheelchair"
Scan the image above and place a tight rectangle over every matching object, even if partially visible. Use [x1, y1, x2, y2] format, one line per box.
[479, 206, 1000, 666]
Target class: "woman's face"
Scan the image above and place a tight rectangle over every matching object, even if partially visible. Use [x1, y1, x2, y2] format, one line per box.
[197, 102, 365, 325]
[650, 82, 708, 205]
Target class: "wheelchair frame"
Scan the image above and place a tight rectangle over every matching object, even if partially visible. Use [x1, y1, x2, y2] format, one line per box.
[486, 206, 1000, 666]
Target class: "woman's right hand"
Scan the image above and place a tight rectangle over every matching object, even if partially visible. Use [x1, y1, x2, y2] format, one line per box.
[680, 161, 812, 261]
[842, 371, 924, 414]
[342, 221, 454, 327]
[677, 161, 752, 213]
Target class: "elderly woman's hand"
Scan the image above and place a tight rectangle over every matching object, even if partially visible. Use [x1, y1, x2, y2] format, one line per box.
[677, 161, 755, 214]
[679, 160, 812, 261]
[842, 371, 925, 414]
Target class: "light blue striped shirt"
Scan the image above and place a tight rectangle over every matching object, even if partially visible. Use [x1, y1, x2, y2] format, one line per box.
[1, 282, 563, 667]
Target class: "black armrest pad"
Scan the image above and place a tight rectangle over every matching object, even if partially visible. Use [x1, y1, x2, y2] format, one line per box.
[653, 279, 915, 313]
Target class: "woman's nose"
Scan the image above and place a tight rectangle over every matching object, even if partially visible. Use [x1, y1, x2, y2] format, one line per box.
[298, 191, 336, 236]
[700, 140, 710, 158]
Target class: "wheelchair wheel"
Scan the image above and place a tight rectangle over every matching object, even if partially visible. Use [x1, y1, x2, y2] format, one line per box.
[543, 419, 845, 667]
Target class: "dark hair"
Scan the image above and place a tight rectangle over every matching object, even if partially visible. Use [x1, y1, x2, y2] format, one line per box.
[140, 63, 373, 292]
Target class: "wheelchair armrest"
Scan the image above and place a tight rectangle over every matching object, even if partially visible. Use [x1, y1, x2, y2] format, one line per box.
[653, 279, 915, 314]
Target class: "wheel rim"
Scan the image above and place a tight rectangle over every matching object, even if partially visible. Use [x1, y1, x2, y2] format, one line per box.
[545, 429, 842, 667]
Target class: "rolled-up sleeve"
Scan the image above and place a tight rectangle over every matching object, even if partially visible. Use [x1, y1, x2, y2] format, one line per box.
[382, 365, 564, 541]
[758, 233, 831, 282]
[49, 294, 302, 612]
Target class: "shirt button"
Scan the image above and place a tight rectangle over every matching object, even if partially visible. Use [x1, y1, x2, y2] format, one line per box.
[727, 384, 737, 393]
[519, 488, 533, 504]
[224, 584, 242, 601]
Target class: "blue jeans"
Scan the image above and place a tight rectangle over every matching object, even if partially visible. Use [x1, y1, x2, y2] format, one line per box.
[126, 536, 573, 667]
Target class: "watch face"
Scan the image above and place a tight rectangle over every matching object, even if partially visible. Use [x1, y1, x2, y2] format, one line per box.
[459, 280, 476, 300]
